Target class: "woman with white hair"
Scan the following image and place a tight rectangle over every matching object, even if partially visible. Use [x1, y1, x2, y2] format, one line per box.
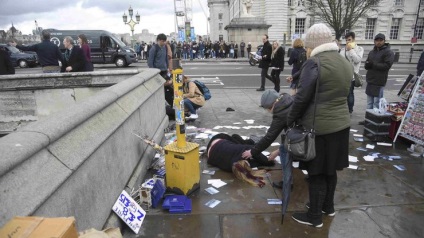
[287, 23, 353, 227]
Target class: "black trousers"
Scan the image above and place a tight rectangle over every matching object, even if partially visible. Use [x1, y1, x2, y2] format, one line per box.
[307, 174, 337, 222]
[260, 66, 273, 88]
[271, 69, 281, 92]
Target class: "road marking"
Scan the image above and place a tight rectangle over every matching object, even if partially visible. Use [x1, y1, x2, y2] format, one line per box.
[190, 77, 224, 85]
[224, 86, 290, 89]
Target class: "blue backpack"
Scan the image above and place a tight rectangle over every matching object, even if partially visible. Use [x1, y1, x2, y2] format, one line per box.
[193, 80, 211, 100]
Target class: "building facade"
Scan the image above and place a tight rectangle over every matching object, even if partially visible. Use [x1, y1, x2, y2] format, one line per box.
[209, 0, 424, 46]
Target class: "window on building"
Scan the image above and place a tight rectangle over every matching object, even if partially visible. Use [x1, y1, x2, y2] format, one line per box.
[288, 18, 292, 39]
[365, 18, 376, 40]
[394, 0, 404, 6]
[219, 23, 223, 30]
[416, 18, 424, 39]
[218, 13, 223, 20]
[295, 18, 306, 35]
[390, 18, 401, 39]
[421, 0, 424, 5]
[288, 0, 292, 6]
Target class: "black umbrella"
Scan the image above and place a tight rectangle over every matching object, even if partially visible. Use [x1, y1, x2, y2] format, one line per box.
[280, 149, 293, 224]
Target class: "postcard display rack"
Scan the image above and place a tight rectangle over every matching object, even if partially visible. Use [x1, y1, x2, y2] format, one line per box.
[394, 73, 424, 145]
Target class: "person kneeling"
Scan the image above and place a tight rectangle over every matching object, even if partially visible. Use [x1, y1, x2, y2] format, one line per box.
[183, 76, 205, 119]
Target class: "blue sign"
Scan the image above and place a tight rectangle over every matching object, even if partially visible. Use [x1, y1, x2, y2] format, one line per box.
[178, 30, 185, 42]
[190, 27, 195, 41]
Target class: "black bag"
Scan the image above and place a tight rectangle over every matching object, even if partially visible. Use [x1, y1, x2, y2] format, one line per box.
[353, 72, 363, 87]
[283, 126, 316, 161]
[283, 57, 320, 162]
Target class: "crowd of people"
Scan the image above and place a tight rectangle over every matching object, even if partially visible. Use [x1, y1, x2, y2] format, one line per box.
[136, 39, 252, 60]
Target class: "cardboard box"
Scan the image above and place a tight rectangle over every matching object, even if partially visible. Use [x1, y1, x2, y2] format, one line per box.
[0, 216, 78, 238]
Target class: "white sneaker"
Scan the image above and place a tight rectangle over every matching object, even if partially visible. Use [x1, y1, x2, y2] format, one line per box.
[188, 114, 198, 119]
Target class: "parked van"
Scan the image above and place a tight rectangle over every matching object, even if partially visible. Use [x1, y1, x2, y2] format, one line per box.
[46, 29, 138, 67]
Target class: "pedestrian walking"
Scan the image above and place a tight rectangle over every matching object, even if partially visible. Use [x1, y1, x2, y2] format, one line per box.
[234, 43, 238, 59]
[247, 42, 252, 56]
[287, 23, 352, 228]
[270, 41, 285, 92]
[61, 36, 86, 73]
[11, 30, 63, 73]
[78, 34, 94, 71]
[287, 38, 306, 95]
[0, 49, 15, 75]
[256, 34, 273, 91]
[240, 40, 245, 57]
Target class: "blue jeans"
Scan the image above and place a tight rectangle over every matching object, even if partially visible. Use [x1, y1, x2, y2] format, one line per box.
[367, 87, 384, 109]
[347, 80, 355, 113]
[183, 98, 201, 114]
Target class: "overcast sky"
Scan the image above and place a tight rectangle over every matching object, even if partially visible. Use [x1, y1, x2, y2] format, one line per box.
[0, 0, 209, 36]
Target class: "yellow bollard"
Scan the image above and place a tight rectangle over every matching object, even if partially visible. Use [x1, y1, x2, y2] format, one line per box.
[164, 60, 200, 195]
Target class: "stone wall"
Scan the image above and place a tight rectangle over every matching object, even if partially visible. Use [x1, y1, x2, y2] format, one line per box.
[0, 69, 168, 230]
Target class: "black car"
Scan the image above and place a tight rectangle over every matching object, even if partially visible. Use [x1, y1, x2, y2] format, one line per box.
[0, 44, 38, 68]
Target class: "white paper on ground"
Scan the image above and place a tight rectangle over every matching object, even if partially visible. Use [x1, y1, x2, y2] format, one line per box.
[366, 144, 375, 149]
[212, 180, 227, 188]
[241, 136, 249, 140]
[233, 122, 242, 124]
[357, 147, 367, 151]
[393, 165, 406, 171]
[208, 179, 221, 184]
[262, 151, 270, 156]
[363, 156, 375, 162]
[350, 129, 358, 133]
[302, 170, 308, 175]
[202, 170, 215, 175]
[271, 142, 280, 146]
[196, 133, 209, 139]
[348, 155, 358, 163]
[267, 199, 282, 205]
[354, 137, 364, 142]
[205, 199, 221, 208]
[348, 164, 358, 170]
[244, 119, 255, 124]
[377, 142, 392, 146]
[389, 156, 401, 160]
[292, 161, 299, 168]
[353, 134, 363, 137]
[205, 187, 219, 195]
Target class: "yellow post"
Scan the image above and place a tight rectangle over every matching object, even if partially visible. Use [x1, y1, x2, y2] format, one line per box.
[164, 60, 200, 195]
[172, 68, 187, 148]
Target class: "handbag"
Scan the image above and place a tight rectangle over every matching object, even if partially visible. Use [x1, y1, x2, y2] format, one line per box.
[283, 57, 320, 162]
[353, 72, 363, 87]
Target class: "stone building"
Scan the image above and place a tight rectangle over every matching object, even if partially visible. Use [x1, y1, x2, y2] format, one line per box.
[209, 0, 424, 58]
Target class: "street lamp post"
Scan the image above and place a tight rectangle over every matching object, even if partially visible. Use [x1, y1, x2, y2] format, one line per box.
[122, 5, 140, 48]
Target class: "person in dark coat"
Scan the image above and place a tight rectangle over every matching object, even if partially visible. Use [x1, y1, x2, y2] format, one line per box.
[417, 51, 424, 76]
[61, 36, 86, 72]
[270, 41, 285, 92]
[287, 38, 306, 95]
[364, 33, 394, 109]
[257, 34, 273, 91]
[241, 90, 293, 187]
[0, 49, 15, 75]
[287, 23, 352, 228]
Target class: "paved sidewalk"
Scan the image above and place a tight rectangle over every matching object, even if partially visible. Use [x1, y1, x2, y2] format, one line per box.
[123, 87, 424, 238]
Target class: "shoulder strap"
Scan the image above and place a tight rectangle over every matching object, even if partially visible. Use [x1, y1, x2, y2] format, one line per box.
[311, 56, 321, 131]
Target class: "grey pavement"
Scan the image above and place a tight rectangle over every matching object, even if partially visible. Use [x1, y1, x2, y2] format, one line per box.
[122, 87, 424, 238]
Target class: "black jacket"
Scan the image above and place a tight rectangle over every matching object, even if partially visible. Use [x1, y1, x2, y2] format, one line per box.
[250, 93, 293, 157]
[0, 50, 15, 75]
[417, 51, 424, 76]
[16, 40, 63, 67]
[261, 41, 272, 63]
[364, 43, 394, 86]
[61, 46, 86, 72]
[271, 47, 285, 71]
[288, 47, 306, 75]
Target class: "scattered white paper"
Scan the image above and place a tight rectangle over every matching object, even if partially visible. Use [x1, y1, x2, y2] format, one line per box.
[411, 153, 421, 157]
[233, 122, 242, 125]
[377, 142, 392, 147]
[195, 133, 209, 139]
[205, 187, 219, 195]
[271, 142, 280, 146]
[205, 199, 221, 208]
[208, 179, 221, 184]
[211, 180, 227, 188]
[302, 170, 308, 175]
[241, 136, 249, 140]
[292, 161, 299, 168]
[267, 199, 282, 205]
[244, 120, 255, 124]
[348, 156, 358, 163]
[348, 164, 358, 170]
[275, 156, 281, 164]
[354, 137, 364, 142]
[202, 170, 216, 175]
[15, 143, 22, 147]
[363, 156, 375, 162]
[393, 165, 406, 171]
[353, 134, 363, 137]
[357, 147, 367, 151]
[366, 144, 375, 149]
[262, 151, 270, 156]
[350, 129, 358, 133]
[389, 156, 401, 160]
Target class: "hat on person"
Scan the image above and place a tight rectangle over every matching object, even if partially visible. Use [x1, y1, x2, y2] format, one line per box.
[374, 33, 385, 41]
[304, 23, 334, 49]
[260, 90, 280, 109]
